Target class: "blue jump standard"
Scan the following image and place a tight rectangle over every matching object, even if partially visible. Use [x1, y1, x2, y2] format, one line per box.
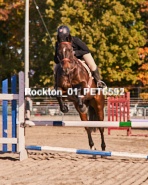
[25, 146, 148, 159]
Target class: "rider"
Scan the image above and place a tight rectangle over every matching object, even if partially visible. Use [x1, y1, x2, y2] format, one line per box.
[54, 25, 102, 87]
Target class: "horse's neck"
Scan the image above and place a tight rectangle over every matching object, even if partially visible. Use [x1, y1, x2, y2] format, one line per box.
[77, 60, 88, 76]
[72, 59, 89, 83]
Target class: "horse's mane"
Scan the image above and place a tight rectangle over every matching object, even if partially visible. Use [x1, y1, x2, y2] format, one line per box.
[73, 56, 89, 76]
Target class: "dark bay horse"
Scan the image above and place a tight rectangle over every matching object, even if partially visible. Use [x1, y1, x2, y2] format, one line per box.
[55, 41, 106, 152]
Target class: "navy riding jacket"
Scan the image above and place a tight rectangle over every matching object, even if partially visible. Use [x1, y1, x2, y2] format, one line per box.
[54, 36, 90, 64]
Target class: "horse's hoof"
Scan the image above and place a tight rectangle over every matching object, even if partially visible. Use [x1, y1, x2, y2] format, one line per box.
[101, 155, 106, 158]
[61, 105, 68, 113]
[101, 149, 106, 158]
[91, 146, 96, 159]
[79, 104, 87, 113]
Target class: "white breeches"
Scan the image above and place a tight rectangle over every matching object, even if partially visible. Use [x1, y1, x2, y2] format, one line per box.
[83, 53, 97, 71]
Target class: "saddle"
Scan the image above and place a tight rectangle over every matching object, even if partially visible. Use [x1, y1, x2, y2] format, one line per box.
[77, 59, 106, 89]
[77, 59, 93, 88]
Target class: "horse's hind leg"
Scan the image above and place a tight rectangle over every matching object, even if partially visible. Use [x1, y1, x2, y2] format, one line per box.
[92, 97, 106, 152]
[74, 102, 95, 150]
[85, 127, 95, 150]
[97, 108, 106, 151]
[99, 128, 106, 151]
[96, 105, 106, 151]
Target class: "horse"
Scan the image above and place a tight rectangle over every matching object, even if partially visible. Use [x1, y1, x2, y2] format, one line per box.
[55, 41, 106, 153]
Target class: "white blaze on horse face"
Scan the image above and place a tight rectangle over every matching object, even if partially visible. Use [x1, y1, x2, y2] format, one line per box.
[63, 47, 66, 58]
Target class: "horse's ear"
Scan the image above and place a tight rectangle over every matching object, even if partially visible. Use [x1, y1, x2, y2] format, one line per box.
[67, 34, 72, 42]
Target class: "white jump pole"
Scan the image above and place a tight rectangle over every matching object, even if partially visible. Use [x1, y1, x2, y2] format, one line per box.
[26, 121, 148, 128]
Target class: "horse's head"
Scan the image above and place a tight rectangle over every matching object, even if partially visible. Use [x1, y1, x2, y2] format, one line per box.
[58, 42, 75, 75]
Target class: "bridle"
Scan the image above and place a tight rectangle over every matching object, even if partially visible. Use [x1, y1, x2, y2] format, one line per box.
[60, 42, 72, 45]
[59, 42, 73, 63]
[58, 41, 77, 88]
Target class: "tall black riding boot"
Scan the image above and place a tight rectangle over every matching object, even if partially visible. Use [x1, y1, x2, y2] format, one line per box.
[92, 67, 106, 88]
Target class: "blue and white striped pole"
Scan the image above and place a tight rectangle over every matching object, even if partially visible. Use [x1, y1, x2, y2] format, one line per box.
[26, 146, 148, 159]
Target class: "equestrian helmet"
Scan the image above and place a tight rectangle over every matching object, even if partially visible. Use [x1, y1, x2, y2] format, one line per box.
[57, 25, 70, 36]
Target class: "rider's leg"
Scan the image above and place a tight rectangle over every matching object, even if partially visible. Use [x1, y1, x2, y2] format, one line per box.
[83, 53, 97, 71]
[83, 53, 101, 86]
[53, 63, 60, 88]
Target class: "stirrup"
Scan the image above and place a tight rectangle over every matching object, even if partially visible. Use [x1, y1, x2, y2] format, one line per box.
[97, 80, 107, 88]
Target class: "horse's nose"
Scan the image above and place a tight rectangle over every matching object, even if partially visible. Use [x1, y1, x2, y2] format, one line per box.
[66, 68, 69, 72]
[63, 68, 69, 74]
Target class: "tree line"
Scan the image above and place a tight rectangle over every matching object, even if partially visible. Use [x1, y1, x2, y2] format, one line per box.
[0, 0, 147, 90]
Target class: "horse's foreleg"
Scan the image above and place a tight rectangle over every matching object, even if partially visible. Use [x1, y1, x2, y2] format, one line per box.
[75, 84, 87, 113]
[57, 96, 68, 113]
[56, 87, 68, 113]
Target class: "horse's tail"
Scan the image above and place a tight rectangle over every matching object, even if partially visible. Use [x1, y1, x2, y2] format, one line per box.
[88, 105, 98, 132]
